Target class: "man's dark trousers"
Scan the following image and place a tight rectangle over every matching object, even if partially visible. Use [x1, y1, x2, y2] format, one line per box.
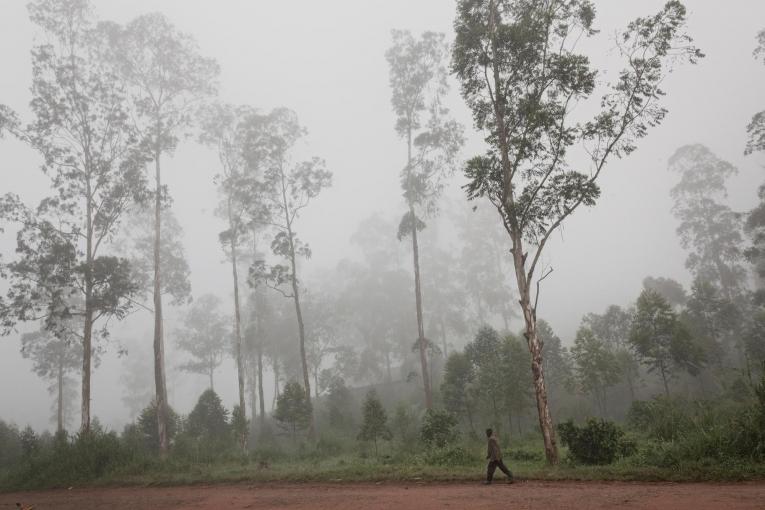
[486, 459, 513, 482]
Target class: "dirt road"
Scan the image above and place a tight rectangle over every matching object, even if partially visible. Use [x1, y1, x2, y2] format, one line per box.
[3, 481, 765, 510]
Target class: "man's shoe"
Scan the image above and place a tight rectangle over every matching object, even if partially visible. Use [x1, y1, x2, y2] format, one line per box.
[506, 478, 514, 484]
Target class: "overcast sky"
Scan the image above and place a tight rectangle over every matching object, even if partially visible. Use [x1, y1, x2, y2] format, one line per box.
[1, 0, 764, 431]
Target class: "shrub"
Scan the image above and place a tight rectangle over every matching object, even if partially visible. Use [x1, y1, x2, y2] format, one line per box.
[420, 409, 458, 448]
[136, 400, 180, 452]
[4, 425, 129, 489]
[187, 389, 229, 440]
[723, 370, 765, 461]
[231, 405, 248, 449]
[357, 390, 392, 456]
[273, 381, 312, 442]
[0, 420, 22, 470]
[421, 445, 476, 466]
[626, 397, 692, 441]
[391, 403, 418, 446]
[557, 418, 635, 465]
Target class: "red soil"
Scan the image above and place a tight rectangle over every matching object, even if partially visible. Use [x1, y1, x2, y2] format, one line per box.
[4, 480, 765, 510]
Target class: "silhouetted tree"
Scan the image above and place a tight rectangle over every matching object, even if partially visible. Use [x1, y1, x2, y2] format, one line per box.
[358, 389, 392, 456]
[571, 328, 620, 416]
[386, 30, 464, 409]
[21, 323, 83, 432]
[0, 0, 149, 432]
[273, 381, 313, 442]
[108, 11, 219, 454]
[248, 109, 332, 438]
[630, 289, 704, 396]
[175, 294, 229, 391]
[669, 145, 747, 299]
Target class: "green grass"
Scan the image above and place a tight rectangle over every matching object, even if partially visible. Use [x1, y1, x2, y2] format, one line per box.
[4, 437, 765, 492]
[58, 452, 765, 490]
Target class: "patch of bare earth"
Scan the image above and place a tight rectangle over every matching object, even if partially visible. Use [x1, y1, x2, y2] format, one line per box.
[3, 481, 765, 510]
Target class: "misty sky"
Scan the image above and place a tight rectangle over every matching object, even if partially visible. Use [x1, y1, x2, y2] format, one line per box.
[1, 0, 763, 431]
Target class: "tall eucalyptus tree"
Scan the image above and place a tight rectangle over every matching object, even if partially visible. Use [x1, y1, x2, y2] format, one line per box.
[0, 0, 148, 432]
[386, 30, 464, 409]
[452, 0, 702, 463]
[247, 108, 332, 437]
[107, 13, 218, 454]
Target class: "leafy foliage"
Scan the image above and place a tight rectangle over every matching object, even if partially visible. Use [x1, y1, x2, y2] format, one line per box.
[629, 289, 704, 395]
[273, 381, 313, 441]
[668, 145, 747, 296]
[186, 389, 229, 441]
[557, 418, 635, 465]
[358, 390, 392, 455]
[420, 409, 458, 448]
[571, 328, 621, 415]
[175, 294, 229, 390]
[137, 400, 180, 452]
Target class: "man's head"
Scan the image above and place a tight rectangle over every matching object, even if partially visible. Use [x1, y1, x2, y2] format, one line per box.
[485, 428, 493, 438]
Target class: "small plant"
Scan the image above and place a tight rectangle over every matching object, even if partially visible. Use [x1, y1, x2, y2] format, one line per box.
[421, 445, 475, 466]
[357, 389, 392, 456]
[420, 409, 458, 448]
[273, 381, 312, 442]
[391, 403, 418, 446]
[557, 418, 635, 465]
[231, 405, 248, 450]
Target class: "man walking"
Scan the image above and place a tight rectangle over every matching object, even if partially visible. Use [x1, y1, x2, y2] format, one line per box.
[484, 428, 513, 484]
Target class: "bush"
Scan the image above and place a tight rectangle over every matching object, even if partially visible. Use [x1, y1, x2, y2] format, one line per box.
[273, 381, 312, 441]
[187, 389, 230, 441]
[421, 445, 476, 466]
[4, 425, 130, 489]
[0, 420, 22, 471]
[626, 397, 692, 441]
[557, 418, 635, 465]
[136, 400, 180, 452]
[391, 403, 419, 446]
[231, 405, 248, 449]
[357, 390, 392, 455]
[420, 409, 458, 448]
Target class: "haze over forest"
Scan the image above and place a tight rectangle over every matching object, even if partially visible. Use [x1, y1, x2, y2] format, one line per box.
[0, 0, 763, 439]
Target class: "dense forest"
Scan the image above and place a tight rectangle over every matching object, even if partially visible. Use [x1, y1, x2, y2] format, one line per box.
[0, 0, 764, 490]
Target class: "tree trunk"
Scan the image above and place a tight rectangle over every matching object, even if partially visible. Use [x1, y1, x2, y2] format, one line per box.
[258, 345, 265, 425]
[466, 400, 476, 437]
[660, 362, 670, 397]
[290, 279, 313, 437]
[57, 357, 64, 433]
[152, 143, 169, 456]
[81, 176, 94, 434]
[523, 314, 558, 464]
[411, 218, 432, 410]
[440, 317, 448, 359]
[229, 216, 247, 439]
[280, 173, 314, 438]
[272, 360, 280, 411]
[406, 123, 432, 410]
[248, 364, 257, 436]
[81, 311, 92, 433]
[624, 363, 636, 401]
[487, 0, 558, 465]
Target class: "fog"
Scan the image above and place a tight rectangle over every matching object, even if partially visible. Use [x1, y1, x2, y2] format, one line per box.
[1, 0, 763, 436]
